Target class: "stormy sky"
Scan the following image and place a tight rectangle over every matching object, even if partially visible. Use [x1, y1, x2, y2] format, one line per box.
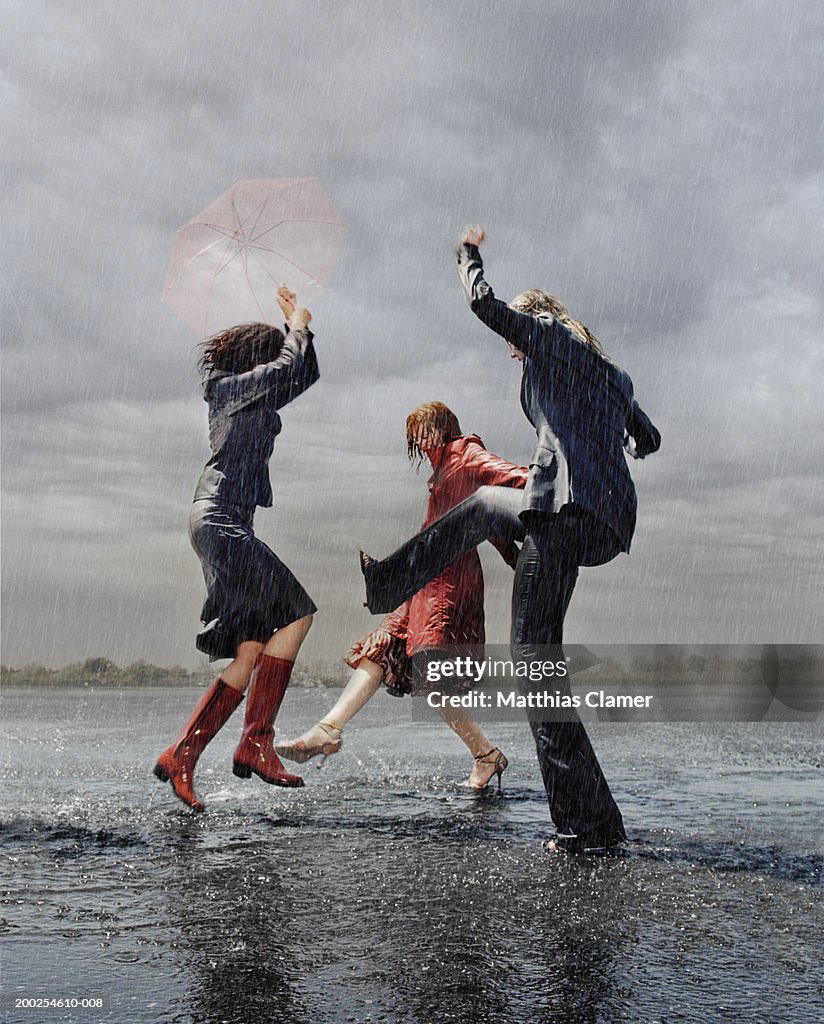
[2, 1, 822, 672]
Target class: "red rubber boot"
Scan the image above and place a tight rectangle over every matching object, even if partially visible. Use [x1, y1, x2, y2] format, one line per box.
[232, 655, 304, 787]
[154, 679, 243, 812]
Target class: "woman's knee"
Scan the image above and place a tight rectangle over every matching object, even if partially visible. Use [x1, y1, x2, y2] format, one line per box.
[471, 485, 498, 511]
[356, 656, 384, 682]
[462, 486, 500, 527]
[237, 639, 264, 661]
[472, 485, 522, 524]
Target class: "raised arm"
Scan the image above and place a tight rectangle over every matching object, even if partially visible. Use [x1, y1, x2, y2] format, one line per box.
[209, 327, 319, 414]
[454, 228, 545, 358]
[208, 303, 319, 415]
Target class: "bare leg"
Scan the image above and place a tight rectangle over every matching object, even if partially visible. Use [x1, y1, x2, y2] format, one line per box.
[153, 623, 314, 809]
[219, 614, 313, 693]
[436, 706, 509, 790]
[220, 640, 265, 693]
[263, 614, 313, 661]
[436, 706, 493, 758]
[323, 658, 384, 729]
[276, 657, 384, 763]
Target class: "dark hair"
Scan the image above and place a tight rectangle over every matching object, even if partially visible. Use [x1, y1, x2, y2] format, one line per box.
[406, 402, 462, 465]
[199, 322, 286, 378]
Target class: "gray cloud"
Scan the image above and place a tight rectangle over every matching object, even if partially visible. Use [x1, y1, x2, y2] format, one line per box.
[2, 0, 822, 669]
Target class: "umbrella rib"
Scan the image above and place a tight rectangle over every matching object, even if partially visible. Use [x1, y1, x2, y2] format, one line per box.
[200, 221, 250, 241]
[240, 218, 347, 260]
[250, 217, 347, 237]
[260, 246, 321, 283]
[166, 232, 233, 289]
[167, 183, 346, 331]
[246, 247, 285, 289]
[198, 222, 284, 252]
[230, 195, 245, 241]
[239, 245, 268, 321]
[202, 241, 318, 298]
[212, 243, 249, 278]
[242, 193, 277, 241]
[243, 220, 285, 247]
[237, 179, 318, 240]
[193, 218, 345, 255]
[207, 236, 280, 279]
[207, 241, 268, 318]
[194, 222, 279, 260]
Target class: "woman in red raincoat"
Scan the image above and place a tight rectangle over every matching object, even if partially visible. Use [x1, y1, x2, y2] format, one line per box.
[277, 402, 527, 789]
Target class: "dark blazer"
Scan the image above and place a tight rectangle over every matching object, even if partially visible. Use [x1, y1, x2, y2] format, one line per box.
[455, 243, 660, 553]
[193, 327, 319, 510]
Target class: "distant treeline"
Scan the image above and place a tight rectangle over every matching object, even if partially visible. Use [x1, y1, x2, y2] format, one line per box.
[1, 658, 200, 687]
[3, 651, 818, 692]
[0, 657, 346, 688]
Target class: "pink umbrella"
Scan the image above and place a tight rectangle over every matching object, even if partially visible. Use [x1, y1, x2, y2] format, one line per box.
[164, 178, 347, 336]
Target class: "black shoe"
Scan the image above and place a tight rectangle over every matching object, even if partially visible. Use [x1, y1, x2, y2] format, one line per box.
[544, 833, 626, 856]
[359, 550, 377, 576]
[359, 550, 382, 611]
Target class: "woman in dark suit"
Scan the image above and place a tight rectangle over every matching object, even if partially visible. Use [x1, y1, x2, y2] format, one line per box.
[362, 227, 660, 852]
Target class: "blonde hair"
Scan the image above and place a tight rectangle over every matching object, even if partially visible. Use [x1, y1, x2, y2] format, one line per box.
[405, 402, 462, 465]
[509, 290, 604, 355]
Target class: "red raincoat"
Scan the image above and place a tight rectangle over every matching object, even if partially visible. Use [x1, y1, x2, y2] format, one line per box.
[381, 434, 527, 654]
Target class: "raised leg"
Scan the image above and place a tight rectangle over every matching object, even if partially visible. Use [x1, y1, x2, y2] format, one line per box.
[362, 486, 524, 613]
[276, 657, 384, 763]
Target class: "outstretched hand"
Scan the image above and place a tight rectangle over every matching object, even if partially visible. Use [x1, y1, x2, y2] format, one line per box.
[460, 224, 486, 247]
[277, 284, 312, 331]
[289, 306, 312, 331]
[276, 284, 297, 321]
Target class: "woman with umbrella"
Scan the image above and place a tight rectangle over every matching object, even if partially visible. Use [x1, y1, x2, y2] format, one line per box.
[155, 285, 318, 812]
[361, 227, 661, 852]
[276, 401, 528, 789]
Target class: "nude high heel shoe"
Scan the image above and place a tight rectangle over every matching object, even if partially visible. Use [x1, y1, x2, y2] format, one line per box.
[468, 748, 508, 791]
[276, 722, 343, 764]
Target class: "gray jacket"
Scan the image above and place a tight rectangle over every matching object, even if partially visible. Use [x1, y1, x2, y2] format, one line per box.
[455, 243, 660, 552]
[193, 328, 319, 510]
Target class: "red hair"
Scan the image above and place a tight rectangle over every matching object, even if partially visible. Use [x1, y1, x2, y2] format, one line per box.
[405, 402, 462, 465]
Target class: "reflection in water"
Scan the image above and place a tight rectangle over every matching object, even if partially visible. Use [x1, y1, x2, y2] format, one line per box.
[160, 822, 639, 1024]
[165, 838, 307, 1024]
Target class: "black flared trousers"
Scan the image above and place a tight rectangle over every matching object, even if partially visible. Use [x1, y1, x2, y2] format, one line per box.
[364, 486, 626, 845]
[511, 515, 625, 845]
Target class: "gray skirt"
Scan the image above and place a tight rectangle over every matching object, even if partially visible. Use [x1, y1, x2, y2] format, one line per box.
[189, 498, 317, 661]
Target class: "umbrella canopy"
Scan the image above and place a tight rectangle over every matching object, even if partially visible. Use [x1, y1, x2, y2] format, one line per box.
[164, 177, 347, 337]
